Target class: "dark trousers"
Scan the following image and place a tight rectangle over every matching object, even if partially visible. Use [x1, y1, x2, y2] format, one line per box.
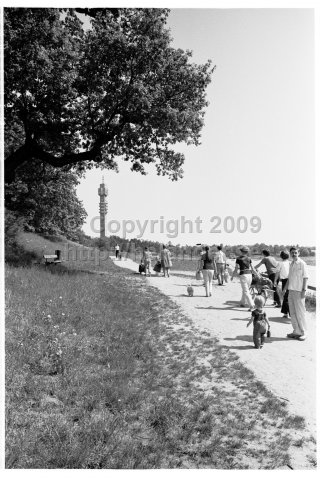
[281, 278, 290, 315]
[253, 321, 266, 348]
[268, 273, 281, 306]
[116, 250, 119, 258]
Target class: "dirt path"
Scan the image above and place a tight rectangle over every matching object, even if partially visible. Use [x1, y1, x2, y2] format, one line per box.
[113, 257, 317, 437]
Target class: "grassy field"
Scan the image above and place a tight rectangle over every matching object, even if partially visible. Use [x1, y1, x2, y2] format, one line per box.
[7, 231, 110, 272]
[5, 234, 317, 468]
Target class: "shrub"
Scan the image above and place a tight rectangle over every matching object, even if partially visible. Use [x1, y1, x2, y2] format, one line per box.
[305, 292, 316, 312]
[5, 210, 39, 266]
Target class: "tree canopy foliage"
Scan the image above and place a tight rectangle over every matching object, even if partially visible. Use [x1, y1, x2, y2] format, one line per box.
[5, 161, 87, 237]
[5, 7, 214, 183]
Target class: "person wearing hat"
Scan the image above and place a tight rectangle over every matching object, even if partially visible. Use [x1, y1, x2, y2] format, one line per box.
[231, 246, 256, 310]
[255, 249, 281, 307]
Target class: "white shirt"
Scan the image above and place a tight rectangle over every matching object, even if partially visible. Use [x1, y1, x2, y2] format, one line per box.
[215, 251, 226, 263]
[288, 258, 308, 291]
[279, 260, 290, 280]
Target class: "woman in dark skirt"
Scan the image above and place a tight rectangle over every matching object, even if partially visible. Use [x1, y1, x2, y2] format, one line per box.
[278, 250, 290, 317]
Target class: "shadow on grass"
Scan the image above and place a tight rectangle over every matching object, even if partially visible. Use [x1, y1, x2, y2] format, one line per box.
[36, 263, 94, 277]
[5, 241, 39, 267]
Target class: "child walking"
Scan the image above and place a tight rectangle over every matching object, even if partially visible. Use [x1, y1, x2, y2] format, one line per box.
[247, 295, 270, 349]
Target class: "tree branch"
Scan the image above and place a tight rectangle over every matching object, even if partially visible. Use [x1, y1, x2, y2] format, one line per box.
[74, 8, 119, 19]
[5, 141, 101, 184]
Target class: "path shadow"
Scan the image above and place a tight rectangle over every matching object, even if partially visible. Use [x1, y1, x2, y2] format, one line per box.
[269, 316, 292, 325]
[195, 306, 245, 311]
[168, 294, 204, 298]
[229, 317, 251, 322]
[224, 335, 292, 345]
[225, 335, 253, 344]
[227, 345, 256, 350]
[223, 301, 254, 312]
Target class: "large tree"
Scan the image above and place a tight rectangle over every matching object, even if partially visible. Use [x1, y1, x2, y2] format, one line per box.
[5, 160, 87, 237]
[4, 8, 214, 183]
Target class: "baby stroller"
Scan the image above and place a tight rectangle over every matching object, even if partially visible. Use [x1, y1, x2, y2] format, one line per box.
[250, 272, 274, 303]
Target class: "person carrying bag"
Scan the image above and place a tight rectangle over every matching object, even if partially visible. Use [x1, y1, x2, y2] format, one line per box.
[200, 246, 215, 297]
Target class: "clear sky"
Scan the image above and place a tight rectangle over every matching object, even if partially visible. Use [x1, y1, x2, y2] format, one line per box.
[75, 7, 315, 247]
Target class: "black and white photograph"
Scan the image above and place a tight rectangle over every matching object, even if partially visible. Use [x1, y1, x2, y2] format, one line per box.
[2, 0, 318, 472]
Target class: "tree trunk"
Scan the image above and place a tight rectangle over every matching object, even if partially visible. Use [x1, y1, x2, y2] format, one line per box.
[5, 144, 32, 184]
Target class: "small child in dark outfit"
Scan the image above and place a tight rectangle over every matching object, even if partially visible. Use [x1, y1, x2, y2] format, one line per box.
[247, 295, 270, 349]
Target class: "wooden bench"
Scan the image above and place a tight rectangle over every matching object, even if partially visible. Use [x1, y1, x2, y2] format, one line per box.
[43, 250, 62, 265]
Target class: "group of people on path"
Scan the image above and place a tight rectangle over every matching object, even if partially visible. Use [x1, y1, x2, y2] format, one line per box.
[140, 245, 172, 278]
[138, 243, 309, 348]
[197, 244, 309, 348]
[198, 245, 228, 297]
[230, 245, 309, 345]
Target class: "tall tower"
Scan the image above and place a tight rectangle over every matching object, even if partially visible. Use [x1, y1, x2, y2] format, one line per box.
[98, 176, 108, 238]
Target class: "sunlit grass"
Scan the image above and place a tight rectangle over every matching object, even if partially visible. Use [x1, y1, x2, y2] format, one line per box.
[5, 233, 317, 468]
[5, 250, 316, 469]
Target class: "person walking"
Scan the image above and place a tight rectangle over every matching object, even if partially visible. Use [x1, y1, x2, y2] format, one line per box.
[255, 249, 281, 307]
[200, 246, 215, 297]
[115, 244, 120, 259]
[197, 246, 206, 286]
[247, 295, 270, 349]
[277, 250, 290, 318]
[282, 247, 309, 341]
[160, 245, 172, 277]
[231, 246, 255, 311]
[215, 245, 227, 285]
[153, 255, 162, 276]
[142, 247, 152, 276]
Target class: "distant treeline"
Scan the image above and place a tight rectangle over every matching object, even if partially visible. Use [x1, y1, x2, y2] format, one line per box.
[5, 205, 314, 259]
[72, 235, 315, 258]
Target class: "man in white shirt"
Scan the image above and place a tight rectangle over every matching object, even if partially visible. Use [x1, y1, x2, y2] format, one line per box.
[115, 244, 120, 259]
[215, 245, 227, 285]
[282, 247, 308, 340]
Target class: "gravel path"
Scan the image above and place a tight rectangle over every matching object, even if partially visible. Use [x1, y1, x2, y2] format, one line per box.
[113, 257, 317, 437]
